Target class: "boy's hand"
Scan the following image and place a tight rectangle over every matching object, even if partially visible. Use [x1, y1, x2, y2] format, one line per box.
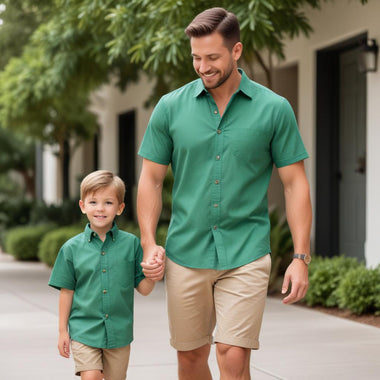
[58, 331, 71, 358]
[141, 245, 165, 281]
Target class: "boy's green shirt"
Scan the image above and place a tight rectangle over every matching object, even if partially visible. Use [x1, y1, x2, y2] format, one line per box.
[49, 223, 145, 349]
[139, 69, 309, 270]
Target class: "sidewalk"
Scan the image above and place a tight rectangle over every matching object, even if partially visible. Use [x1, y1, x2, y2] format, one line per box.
[1, 250, 380, 380]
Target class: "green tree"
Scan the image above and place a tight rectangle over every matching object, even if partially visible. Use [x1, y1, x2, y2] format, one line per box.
[0, 0, 369, 198]
[0, 128, 35, 197]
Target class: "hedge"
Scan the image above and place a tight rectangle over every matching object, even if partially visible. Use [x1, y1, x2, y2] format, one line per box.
[5, 224, 56, 261]
[38, 225, 83, 267]
[304, 255, 380, 315]
[305, 256, 361, 307]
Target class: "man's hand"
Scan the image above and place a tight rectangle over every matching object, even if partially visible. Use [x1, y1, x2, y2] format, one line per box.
[281, 259, 309, 304]
[141, 245, 166, 281]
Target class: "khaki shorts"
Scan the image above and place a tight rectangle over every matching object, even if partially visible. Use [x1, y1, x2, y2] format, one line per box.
[71, 340, 131, 379]
[165, 254, 271, 351]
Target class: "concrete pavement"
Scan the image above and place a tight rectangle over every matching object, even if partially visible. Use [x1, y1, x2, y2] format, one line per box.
[1, 249, 380, 380]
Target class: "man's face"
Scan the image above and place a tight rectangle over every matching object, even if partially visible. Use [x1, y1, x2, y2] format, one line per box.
[190, 32, 241, 90]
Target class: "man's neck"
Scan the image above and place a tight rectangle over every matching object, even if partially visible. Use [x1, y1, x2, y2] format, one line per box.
[209, 69, 242, 115]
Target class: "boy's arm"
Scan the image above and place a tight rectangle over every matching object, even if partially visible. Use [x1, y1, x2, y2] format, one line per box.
[136, 278, 156, 296]
[58, 288, 74, 358]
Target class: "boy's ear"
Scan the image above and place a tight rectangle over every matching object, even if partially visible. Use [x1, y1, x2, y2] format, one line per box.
[79, 200, 86, 214]
[117, 202, 125, 216]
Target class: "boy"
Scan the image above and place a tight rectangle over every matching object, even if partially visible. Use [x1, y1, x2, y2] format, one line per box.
[49, 170, 164, 380]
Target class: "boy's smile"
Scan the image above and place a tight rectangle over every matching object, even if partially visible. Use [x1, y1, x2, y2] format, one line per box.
[79, 185, 125, 240]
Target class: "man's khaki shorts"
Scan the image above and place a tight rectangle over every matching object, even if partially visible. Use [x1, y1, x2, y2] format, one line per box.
[71, 340, 131, 379]
[165, 254, 271, 351]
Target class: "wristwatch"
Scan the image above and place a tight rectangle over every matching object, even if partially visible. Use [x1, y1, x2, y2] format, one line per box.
[293, 253, 312, 265]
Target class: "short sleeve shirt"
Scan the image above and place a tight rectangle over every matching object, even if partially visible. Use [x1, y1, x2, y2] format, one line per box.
[139, 69, 308, 270]
[48, 223, 145, 349]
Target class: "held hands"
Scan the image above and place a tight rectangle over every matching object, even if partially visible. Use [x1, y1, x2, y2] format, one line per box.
[141, 245, 166, 282]
[281, 259, 309, 304]
[58, 330, 71, 358]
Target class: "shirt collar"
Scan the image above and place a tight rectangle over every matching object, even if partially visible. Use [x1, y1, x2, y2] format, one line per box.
[193, 68, 253, 99]
[85, 222, 119, 242]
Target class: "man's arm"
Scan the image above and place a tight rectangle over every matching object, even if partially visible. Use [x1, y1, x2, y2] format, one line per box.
[58, 288, 74, 358]
[277, 160, 312, 304]
[137, 158, 168, 279]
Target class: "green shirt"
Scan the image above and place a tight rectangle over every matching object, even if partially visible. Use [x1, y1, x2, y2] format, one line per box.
[139, 69, 308, 270]
[49, 223, 145, 349]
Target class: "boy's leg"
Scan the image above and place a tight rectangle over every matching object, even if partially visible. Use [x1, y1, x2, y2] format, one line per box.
[80, 371, 103, 380]
[71, 340, 103, 378]
[102, 345, 131, 380]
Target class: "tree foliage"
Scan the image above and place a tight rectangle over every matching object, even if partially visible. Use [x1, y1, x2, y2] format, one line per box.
[0, 0, 369, 160]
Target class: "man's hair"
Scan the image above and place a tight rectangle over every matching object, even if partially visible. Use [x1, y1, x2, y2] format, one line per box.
[80, 170, 125, 204]
[185, 7, 240, 50]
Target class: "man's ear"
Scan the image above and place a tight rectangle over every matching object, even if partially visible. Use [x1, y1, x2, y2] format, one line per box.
[232, 42, 243, 61]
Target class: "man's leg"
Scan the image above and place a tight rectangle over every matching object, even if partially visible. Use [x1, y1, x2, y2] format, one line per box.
[178, 344, 212, 380]
[214, 254, 271, 379]
[165, 258, 216, 379]
[216, 343, 251, 380]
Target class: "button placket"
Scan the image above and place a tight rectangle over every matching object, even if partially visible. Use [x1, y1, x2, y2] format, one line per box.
[100, 242, 110, 322]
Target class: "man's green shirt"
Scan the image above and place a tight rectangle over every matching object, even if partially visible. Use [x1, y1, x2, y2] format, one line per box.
[139, 69, 308, 270]
[49, 223, 145, 349]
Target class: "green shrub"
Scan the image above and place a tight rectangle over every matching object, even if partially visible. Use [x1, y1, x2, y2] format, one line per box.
[305, 256, 361, 307]
[119, 222, 140, 237]
[336, 266, 380, 315]
[0, 198, 34, 245]
[268, 208, 293, 292]
[30, 199, 83, 226]
[118, 221, 168, 249]
[38, 225, 83, 267]
[156, 224, 168, 247]
[5, 224, 55, 261]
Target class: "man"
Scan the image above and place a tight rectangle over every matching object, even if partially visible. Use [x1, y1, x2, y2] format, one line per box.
[138, 7, 312, 380]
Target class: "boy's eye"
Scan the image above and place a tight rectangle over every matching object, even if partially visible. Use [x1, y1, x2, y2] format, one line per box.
[89, 201, 96, 205]
[106, 201, 113, 205]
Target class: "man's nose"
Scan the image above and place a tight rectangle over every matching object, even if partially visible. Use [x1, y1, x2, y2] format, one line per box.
[199, 60, 210, 73]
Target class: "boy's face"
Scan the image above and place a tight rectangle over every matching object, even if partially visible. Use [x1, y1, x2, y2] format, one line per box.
[79, 185, 124, 237]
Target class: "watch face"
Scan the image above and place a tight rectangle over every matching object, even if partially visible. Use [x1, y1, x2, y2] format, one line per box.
[304, 254, 312, 265]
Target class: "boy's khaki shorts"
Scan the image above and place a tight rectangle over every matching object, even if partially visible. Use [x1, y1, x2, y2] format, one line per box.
[71, 340, 130, 380]
[165, 254, 271, 351]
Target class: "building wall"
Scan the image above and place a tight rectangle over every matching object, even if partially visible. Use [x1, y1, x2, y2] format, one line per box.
[89, 74, 154, 177]
[69, 0, 380, 266]
[278, 0, 380, 266]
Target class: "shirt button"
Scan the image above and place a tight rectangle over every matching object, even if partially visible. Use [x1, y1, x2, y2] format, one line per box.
[103, 289, 107, 294]
[215, 180, 220, 184]
[217, 129, 221, 134]
[105, 314, 109, 319]
[214, 204, 218, 208]
[102, 269, 106, 273]
[216, 155, 220, 160]
[101, 251, 105, 256]
[214, 110, 218, 114]
[213, 225, 217, 230]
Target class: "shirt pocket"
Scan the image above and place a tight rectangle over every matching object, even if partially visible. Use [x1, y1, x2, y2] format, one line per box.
[230, 128, 271, 161]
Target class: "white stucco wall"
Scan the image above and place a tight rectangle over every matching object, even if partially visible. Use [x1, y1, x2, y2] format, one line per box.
[90, 74, 154, 177]
[278, 0, 380, 266]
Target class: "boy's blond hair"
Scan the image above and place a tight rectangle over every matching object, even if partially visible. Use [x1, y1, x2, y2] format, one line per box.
[80, 170, 125, 204]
